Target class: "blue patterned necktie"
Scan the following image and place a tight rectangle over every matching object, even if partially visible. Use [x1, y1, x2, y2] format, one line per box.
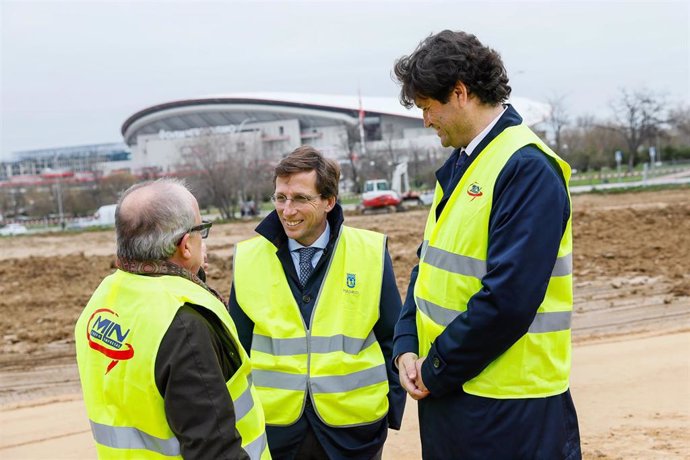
[298, 247, 318, 286]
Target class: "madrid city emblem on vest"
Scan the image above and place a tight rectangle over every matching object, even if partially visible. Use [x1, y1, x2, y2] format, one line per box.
[346, 273, 356, 288]
[86, 308, 135, 374]
[467, 182, 483, 201]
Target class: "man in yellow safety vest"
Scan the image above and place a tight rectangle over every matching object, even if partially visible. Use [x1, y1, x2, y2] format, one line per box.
[75, 178, 270, 459]
[230, 146, 406, 459]
[391, 30, 582, 459]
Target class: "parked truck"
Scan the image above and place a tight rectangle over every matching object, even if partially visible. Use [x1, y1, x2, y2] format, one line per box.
[68, 204, 117, 229]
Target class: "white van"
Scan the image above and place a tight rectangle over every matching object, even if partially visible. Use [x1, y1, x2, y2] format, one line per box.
[92, 204, 117, 226]
[69, 204, 117, 229]
[0, 223, 29, 236]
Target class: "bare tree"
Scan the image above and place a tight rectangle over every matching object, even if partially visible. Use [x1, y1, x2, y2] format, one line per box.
[661, 104, 690, 162]
[381, 123, 403, 167]
[561, 115, 622, 172]
[610, 88, 667, 169]
[90, 170, 139, 208]
[178, 135, 243, 220]
[545, 94, 570, 153]
[27, 187, 55, 218]
[243, 156, 274, 213]
[667, 105, 690, 142]
[0, 186, 28, 219]
[338, 124, 362, 193]
[405, 142, 437, 190]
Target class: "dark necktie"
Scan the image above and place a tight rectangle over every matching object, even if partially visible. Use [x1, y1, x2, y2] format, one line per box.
[454, 149, 468, 173]
[298, 247, 318, 286]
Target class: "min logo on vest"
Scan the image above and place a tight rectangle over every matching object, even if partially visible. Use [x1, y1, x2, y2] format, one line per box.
[86, 308, 134, 374]
[467, 182, 483, 201]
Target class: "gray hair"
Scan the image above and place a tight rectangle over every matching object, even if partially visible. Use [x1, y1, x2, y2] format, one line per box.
[115, 178, 197, 261]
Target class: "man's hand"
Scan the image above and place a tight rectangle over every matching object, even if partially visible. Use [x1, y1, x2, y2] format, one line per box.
[414, 356, 429, 394]
[397, 352, 430, 400]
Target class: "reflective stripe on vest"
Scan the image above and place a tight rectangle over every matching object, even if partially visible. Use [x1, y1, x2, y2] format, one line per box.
[90, 420, 268, 459]
[422, 243, 573, 279]
[251, 330, 378, 355]
[244, 432, 269, 460]
[234, 225, 389, 427]
[75, 271, 270, 459]
[416, 296, 572, 331]
[90, 421, 180, 456]
[415, 123, 573, 399]
[252, 364, 387, 393]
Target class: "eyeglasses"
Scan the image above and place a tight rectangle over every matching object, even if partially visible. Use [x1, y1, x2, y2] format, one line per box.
[177, 220, 212, 245]
[271, 193, 322, 206]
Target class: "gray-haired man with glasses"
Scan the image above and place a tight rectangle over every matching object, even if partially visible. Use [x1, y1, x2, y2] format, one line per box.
[230, 146, 406, 460]
[176, 220, 212, 246]
[75, 178, 269, 459]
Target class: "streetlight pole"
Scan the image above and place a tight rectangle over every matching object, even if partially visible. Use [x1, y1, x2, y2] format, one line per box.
[56, 176, 64, 229]
[235, 117, 257, 217]
[53, 154, 65, 230]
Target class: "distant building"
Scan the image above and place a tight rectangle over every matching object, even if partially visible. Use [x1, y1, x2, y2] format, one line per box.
[121, 92, 550, 173]
[0, 142, 132, 185]
[1, 93, 550, 186]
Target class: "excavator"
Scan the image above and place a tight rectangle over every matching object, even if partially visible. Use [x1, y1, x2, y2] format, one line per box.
[360, 162, 424, 213]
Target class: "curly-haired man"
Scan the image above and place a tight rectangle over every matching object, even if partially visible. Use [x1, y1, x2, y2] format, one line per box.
[392, 30, 582, 459]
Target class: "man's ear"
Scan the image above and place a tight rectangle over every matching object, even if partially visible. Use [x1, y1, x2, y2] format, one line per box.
[325, 196, 337, 213]
[453, 81, 469, 104]
[177, 233, 193, 260]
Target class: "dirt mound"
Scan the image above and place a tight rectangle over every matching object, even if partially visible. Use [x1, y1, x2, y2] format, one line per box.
[573, 201, 690, 282]
[0, 255, 116, 363]
[1, 188, 688, 366]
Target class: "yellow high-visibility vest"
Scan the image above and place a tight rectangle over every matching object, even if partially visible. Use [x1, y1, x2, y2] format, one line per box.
[234, 225, 389, 427]
[75, 270, 270, 459]
[415, 123, 573, 398]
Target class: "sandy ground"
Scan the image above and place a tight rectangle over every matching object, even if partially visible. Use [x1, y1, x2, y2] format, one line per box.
[1, 188, 689, 459]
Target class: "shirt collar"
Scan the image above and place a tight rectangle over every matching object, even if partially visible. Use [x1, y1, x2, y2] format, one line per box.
[288, 221, 331, 252]
[464, 106, 507, 157]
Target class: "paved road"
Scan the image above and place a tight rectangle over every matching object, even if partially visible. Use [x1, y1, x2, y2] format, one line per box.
[571, 175, 690, 194]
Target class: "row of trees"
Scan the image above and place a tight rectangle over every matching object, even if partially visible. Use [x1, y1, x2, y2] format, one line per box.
[0, 173, 140, 221]
[546, 88, 690, 173]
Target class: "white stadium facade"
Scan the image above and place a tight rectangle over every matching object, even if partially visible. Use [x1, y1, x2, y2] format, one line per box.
[120, 92, 550, 174]
[1, 92, 549, 187]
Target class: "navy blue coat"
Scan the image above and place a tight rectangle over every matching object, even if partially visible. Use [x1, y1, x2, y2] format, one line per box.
[393, 106, 581, 459]
[229, 204, 406, 460]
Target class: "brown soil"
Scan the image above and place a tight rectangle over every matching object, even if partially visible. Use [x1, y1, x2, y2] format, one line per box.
[1, 187, 689, 459]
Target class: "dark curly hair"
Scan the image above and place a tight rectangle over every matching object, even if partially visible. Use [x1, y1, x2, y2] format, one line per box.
[393, 30, 511, 108]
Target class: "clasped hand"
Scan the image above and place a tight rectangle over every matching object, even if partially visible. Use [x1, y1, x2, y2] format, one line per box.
[397, 352, 430, 400]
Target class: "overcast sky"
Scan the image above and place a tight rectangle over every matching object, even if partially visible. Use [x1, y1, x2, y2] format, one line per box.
[1, 0, 688, 159]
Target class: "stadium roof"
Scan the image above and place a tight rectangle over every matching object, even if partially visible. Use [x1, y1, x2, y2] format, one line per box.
[121, 92, 550, 146]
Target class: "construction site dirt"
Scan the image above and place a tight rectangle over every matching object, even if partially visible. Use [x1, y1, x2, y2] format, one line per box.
[1, 188, 688, 459]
